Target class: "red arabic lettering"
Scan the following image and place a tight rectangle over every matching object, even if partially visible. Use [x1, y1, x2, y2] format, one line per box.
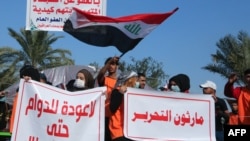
[77, 0, 100, 5]
[34, 0, 59, 3]
[131, 110, 204, 127]
[29, 136, 38, 141]
[33, 5, 55, 14]
[47, 119, 69, 137]
[56, 7, 73, 15]
[64, 0, 75, 4]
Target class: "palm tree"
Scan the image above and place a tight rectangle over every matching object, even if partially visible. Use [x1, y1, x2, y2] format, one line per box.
[0, 28, 75, 90]
[203, 30, 250, 84]
[8, 27, 74, 70]
[0, 47, 21, 89]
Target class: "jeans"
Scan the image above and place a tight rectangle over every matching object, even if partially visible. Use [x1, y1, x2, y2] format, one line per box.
[216, 130, 224, 141]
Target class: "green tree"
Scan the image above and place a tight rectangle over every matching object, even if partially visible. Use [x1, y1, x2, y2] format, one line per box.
[8, 27, 74, 70]
[0, 28, 75, 90]
[0, 47, 20, 89]
[203, 30, 250, 84]
[119, 56, 168, 89]
[90, 57, 168, 89]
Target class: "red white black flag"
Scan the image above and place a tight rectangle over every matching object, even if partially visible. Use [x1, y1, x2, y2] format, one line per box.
[63, 7, 179, 54]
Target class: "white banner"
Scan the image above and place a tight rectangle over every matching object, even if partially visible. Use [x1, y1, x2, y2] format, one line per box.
[11, 80, 216, 141]
[26, 0, 107, 31]
[11, 79, 106, 141]
[124, 88, 216, 141]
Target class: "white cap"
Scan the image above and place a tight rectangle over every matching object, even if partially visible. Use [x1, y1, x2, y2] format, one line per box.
[200, 80, 216, 90]
[116, 71, 138, 86]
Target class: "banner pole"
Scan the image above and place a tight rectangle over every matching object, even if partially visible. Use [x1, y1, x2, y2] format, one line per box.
[119, 52, 126, 58]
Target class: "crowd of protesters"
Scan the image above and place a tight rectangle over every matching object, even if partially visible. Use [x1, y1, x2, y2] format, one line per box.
[0, 56, 249, 141]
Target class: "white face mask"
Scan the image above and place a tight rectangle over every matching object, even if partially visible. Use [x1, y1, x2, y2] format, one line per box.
[73, 79, 85, 88]
[171, 85, 180, 92]
[134, 82, 140, 88]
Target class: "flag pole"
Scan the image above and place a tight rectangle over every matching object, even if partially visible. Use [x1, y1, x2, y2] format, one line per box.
[119, 52, 126, 59]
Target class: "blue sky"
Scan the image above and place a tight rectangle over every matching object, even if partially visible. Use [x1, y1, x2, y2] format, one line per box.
[1, 0, 250, 97]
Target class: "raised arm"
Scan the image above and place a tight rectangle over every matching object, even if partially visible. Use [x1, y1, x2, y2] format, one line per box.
[97, 56, 119, 86]
[224, 73, 241, 99]
[97, 63, 109, 86]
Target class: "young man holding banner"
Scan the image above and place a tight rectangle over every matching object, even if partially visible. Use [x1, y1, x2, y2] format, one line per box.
[10, 63, 40, 133]
[109, 71, 138, 141]
[97, 56, 119, 141]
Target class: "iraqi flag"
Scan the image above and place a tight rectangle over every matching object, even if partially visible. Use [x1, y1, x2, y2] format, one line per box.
[63, 7, 179, 54]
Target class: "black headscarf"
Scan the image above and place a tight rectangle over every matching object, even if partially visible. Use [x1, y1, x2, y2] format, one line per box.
[168, 74, 190, 92]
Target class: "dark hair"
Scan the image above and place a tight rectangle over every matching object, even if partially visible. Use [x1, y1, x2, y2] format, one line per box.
[244, 68, 250, 75]
[104, 57, 112, 65]
[168, 74, 190, 92]
[40, 73, 52, 85]
[104, 57, 119, 65]
[138, 72, 146, 78]
[40, 73, 47, 82]
[20, 64, 40, 81]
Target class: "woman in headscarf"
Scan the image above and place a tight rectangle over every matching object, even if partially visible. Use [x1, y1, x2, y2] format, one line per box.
[168, 74, 190, 93]
[66, 69, 95, 92]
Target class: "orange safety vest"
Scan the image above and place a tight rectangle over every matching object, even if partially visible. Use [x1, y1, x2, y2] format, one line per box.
[10, 93, 18, 133]
[109, 88, 124, 140]
[238, 87, 250, 125]
[229, 113, 239, 125]
[104, 76, 117, 117]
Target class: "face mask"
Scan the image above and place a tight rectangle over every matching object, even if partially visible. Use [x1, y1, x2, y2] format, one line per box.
[134, 82, 140, 88]
[171, 85, 180, 92]
[73, 79, 85, 88]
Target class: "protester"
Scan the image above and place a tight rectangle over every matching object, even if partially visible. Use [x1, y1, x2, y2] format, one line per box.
[228, 100, 239, 125]
[200, 80, 229, 141]
[40, 72, 52, 85]
[66, 69, 95, 92]
[224, 69, 250, 125]
[109, 71, 138, 141]
[0, 90, 10, 132]
[97, 56, 119, 141]
[137, 72, 146, 89]
[168, 74, 190, 93]
[10, 63, 40, 133]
